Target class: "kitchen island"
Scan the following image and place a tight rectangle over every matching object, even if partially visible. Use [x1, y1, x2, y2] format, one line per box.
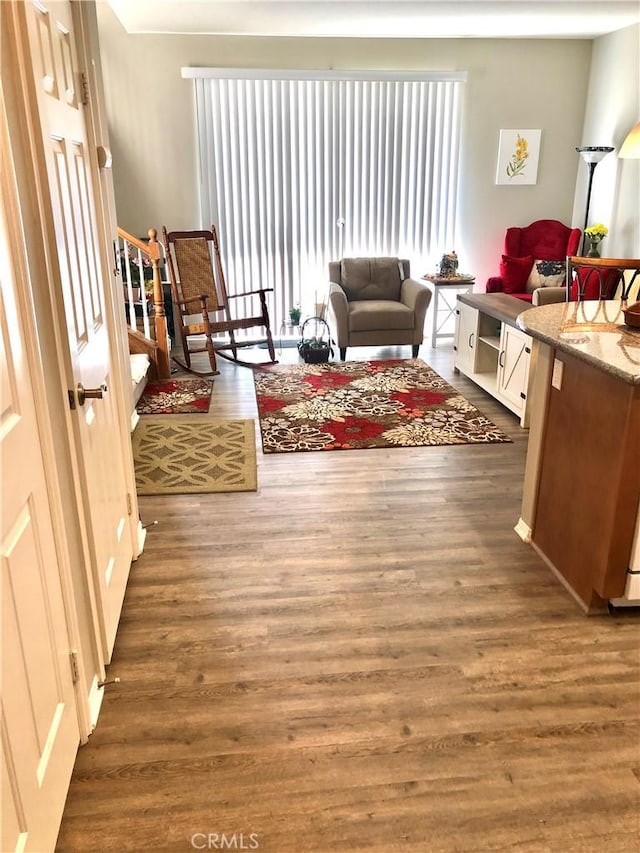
[515, 299, 640, 612]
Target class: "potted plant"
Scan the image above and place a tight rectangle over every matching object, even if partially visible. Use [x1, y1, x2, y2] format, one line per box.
[288, 305, 302, 325]
[298, 317, 333, 363]
[584, 223, 608, 258]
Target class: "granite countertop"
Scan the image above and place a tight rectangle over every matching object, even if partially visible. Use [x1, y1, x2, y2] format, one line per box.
[517, 300, 640, 385]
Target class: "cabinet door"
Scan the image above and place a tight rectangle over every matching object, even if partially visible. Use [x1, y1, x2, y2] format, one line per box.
[497, 325, 531, 416]
[453, 301, 478, 374]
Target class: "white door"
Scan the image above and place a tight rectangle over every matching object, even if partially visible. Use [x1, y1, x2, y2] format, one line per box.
[24, 0, 134, 659]
[497, 324, 532, 420]
[453, 301, 478, 375]
[0, 135, 80, 853]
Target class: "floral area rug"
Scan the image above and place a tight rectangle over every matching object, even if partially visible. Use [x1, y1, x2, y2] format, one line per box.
[136, 379, 213, 415]
[253, 358, 511, 453]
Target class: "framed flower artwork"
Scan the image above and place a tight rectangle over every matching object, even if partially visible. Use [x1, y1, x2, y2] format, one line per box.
[496, 129, 542, 185]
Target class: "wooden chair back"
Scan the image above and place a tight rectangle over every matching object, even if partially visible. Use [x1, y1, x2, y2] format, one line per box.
[567, 256, 640, 301]
[164, 228, 223, 313]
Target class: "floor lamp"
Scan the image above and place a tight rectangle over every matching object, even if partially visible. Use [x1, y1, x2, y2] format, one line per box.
[618, 122, 640, 159]
[575, 146, 614, 254]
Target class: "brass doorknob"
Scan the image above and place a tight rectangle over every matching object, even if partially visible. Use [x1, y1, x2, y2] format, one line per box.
[76, 383, 107, 406]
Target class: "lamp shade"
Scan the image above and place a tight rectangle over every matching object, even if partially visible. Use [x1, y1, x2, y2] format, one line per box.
[576, 145, 615, 164]
[619, 123, 640, 159]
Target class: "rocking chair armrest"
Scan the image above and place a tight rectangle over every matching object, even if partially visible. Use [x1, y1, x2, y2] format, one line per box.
[227, 288, 274, 299]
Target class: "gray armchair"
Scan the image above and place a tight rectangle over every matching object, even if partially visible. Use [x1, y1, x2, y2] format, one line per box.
[327, 257, 432, 360]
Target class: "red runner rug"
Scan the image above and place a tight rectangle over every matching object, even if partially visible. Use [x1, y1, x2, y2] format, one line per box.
[136, 378, 213, 414]
[253, 358, 511, 453]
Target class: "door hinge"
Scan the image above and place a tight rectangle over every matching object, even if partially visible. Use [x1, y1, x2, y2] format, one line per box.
[525, 346, 531, 354]
[80, 71, 90, 106]
[127, 493, 133, 516]
[520, 391, 526, 400]
[69, 650, 80, 684]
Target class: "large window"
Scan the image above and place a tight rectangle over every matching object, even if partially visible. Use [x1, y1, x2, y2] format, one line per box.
[185, 68, 466, 326]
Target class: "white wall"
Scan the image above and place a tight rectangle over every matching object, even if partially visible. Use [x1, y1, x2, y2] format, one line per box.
[97, 5, 597, 287]
[573, 24, 639, 258]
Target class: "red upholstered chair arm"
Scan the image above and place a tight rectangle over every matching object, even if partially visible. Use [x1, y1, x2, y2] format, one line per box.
[486, 276, 504, 293]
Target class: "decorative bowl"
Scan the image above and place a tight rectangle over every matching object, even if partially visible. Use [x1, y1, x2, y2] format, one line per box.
[622, 301, 640, 329]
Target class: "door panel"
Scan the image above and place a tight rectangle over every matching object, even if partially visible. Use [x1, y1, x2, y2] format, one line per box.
[497, 324, 531, 415]
[0, 162, 79, 853]
[26, 0, 134, 660]
[453, 301, 478, 375]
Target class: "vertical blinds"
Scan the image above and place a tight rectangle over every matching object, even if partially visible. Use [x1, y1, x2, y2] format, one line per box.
[189, 70, 465, 325]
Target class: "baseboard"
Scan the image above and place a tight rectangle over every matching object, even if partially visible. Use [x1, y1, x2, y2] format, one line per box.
[529, 541, 603, 614]
[136, 519, 147, 556]
[610, 570, 640, 607]
[514, 517, 532, 543]
[88, 675, 105, 732]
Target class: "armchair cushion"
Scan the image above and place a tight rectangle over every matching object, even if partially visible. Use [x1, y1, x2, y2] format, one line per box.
[499, 254, 534, 294]
[348, 300, 414, 333]
[340, 257, 402, 301]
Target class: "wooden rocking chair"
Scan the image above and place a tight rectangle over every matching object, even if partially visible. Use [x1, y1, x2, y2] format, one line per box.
[162, 225, 277, 375]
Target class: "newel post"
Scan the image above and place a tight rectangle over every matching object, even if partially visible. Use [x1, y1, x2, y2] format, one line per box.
[147, 228, 171, 379]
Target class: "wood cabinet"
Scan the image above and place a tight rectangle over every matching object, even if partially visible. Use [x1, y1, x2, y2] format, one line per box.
[454, 293, 533, 426]
[497, 324, 532, 416]
[453, 299, 478, 374]
[532, 350, 639, 611]
[516, 299, 640, 612]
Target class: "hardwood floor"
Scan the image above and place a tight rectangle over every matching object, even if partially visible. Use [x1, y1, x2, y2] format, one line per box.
[56, 342, 640, 853]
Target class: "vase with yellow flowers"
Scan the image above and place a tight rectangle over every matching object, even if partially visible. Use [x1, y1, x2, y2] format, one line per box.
[584, 223, 608, 258]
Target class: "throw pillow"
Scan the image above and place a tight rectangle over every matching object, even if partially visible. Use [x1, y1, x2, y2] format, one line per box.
[499, 255, 533, 294]
[525, 259, 565, 292]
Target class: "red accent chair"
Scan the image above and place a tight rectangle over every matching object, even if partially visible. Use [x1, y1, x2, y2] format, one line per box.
[486, 219, 582, 302]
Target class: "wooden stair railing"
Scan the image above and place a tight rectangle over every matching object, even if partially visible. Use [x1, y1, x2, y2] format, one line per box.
[118, 226, 170, 380]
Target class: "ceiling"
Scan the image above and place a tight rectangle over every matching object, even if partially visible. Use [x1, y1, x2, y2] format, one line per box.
[105, 0, 640, 39]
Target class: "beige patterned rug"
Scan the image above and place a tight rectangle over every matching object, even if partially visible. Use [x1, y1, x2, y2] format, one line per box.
[132, 416, 257, 495]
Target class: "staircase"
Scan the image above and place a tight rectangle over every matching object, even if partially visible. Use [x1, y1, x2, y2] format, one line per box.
[118, 226, 171, 425]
